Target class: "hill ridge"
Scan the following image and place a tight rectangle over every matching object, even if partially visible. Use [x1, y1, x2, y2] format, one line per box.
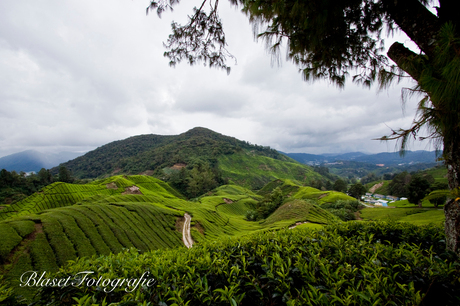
[50, 127, 323, 191]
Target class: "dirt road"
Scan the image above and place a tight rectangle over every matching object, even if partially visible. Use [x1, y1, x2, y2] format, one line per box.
[182, 213, 193, 248]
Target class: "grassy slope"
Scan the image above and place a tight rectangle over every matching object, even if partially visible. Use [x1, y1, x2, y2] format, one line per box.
[292, 186, 356, 204]
[5, 174, 446, 301]
[360, 207, 445, 226]
[218, 151, 324, 190]
[255, 178, 356, 205]
[261, 199, 339, 228]
[421, 166, 449, 184]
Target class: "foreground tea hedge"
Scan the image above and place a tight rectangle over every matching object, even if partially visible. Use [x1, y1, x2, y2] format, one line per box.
[17, 221, 460, 306]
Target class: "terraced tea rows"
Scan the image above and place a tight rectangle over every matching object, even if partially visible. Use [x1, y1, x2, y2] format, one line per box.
[0, 175, 343, 300]
[1, 202, 184, 298]
[33, 222, 460, 306]
[0, 182, 113, 220]
[262, 199, 339, 228]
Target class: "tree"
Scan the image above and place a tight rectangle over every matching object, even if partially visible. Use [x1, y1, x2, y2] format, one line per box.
[361, 172, 378, 185]
[333, 179, 348, 193]
[187, 164, 218, 198]
[407, 176, 431, 208]
[37, 168, 53, 185]
[148, 0, 460, 254]
[256, 186, 285, 219]
[428, 181, 449, 207]
[388, 171, 411, 197]
[348, 183, 366, 200]
[58, 166, 73, 183]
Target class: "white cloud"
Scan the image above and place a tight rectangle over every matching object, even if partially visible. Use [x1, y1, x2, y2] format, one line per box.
[0, 0, 431, 158]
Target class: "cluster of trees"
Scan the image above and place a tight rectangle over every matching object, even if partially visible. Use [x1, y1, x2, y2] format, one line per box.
[309, 179, 332, 191]
[167, 161, 227, 198]
[246, 187, 284, 221]
[322, 200, 364, 221]
[0, 167, 74, 204]
[331, 179, 367, 200]
[388, 171, 448, 207]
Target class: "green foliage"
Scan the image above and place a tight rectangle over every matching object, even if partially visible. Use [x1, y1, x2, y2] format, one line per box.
[29, 232, 59, 272]
[407, 175, 431, 207]
[58, 166, 74, 183]
[32, 222, 460, 305]
[427, 182, 449, 207]
[332, 179, 347, 193]
[184, 163, 222, 198]
[360, 207, 445, 226]
[0, 200, 185, 297]
[0, 168, 54, 206]
[7, 220, 35, 237]
[244, 209, 258, 221]
[249, 187, 286, 220]
[54, 127, 296, 179]
[262, 199, 338, 226]
[317, 191, 356, 205]
[218, 152, 322, 190]
[388, 171, 411, 197]
[0, 223, 23, 264]
[2, 172, 456, 304]
[322, 200, 364, 221]
[371, 180, 390, 195]
[348, 182, 366, 199]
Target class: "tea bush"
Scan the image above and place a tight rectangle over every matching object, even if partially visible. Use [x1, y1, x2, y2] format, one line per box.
[31, 222, 459, 306]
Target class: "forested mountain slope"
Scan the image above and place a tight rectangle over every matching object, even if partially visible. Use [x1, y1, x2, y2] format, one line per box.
[53, 127, 324, 190]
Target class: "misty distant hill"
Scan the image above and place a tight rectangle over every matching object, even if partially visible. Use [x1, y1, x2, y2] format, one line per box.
[0, 150, 84, 172]
[284, 150, 439, 166]
[283, 150, 440, 178]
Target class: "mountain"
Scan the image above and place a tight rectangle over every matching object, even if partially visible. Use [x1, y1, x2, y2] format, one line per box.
[284, 150, 439, 166]
[0, 150, 84, 172]
[54, 127, 323, 189]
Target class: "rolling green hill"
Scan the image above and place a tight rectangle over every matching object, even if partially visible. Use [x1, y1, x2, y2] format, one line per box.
[0, 175, 342, 300]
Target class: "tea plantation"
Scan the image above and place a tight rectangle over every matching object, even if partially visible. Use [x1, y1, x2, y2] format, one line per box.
[0, 175, 459, 305]
[26, 223, 460, 305]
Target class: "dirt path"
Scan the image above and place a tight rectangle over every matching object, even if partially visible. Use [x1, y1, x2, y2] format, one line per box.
[369, 182, 384, 193]
[289, 221, 310, 229]
[182, 213, 193, 248]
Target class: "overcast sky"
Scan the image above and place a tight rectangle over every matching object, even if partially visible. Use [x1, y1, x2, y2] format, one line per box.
[0, 0, 437, 158]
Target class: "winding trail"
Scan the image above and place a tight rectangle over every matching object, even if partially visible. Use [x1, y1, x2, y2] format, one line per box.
[182, 213, 193, 248]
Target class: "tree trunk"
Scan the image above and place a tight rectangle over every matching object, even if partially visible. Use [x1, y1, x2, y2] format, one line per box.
[444, 135, 460, 255]
[382, 0, 440, 57]
[385, 0, 460, 256]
